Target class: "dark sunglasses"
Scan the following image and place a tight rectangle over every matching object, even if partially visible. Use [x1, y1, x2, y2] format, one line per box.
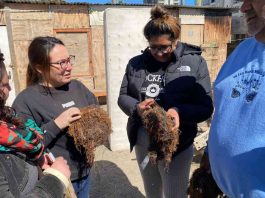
[148, 44, 173, 54]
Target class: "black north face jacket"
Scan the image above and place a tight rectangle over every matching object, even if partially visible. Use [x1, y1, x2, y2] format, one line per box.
[118, 42, 214, 155]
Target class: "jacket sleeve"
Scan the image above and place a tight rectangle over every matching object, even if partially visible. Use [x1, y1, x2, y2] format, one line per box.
[26, 174, 65, 198]
[174, 58, 214, 123]
[12, 98, 62, 148]
[0, 167, 15, 198]
[0, 169, 65, 198]
[118, 64, 139, 117]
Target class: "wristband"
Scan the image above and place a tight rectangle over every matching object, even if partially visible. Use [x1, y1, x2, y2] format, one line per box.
[43, 168, 69, 188]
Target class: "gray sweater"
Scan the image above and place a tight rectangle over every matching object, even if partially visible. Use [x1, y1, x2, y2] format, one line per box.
[12, 80, 98, 181]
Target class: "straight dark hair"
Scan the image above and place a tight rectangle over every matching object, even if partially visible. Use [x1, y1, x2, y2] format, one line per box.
[27, 36, 64, 87]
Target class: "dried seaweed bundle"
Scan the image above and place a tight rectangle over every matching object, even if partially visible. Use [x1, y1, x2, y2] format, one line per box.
[141, 102, 179, 168]
[68, 105, 112, 167]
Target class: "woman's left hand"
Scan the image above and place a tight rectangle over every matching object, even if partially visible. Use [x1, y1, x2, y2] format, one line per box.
[166, 108, 180, 131]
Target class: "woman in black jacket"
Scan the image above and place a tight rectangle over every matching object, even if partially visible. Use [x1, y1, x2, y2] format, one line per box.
[0, 50, 71, 197]
[118, 5, 213, 198]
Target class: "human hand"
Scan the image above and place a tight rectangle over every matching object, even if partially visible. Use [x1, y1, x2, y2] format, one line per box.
[54, 107, 81, 130]
[166, 108, 180, 131]
[50, 157, 71, 180]
[137, 98, 155, 115]
[39, 154, 53, 170]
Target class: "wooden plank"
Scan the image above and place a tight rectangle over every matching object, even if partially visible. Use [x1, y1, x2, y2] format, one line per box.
[51, 5, 90, 29]
[217, 43, 227, 73]
[202, 15, 231, 81]
[30, 20, 53, 38]
[10, 11, 52, 41]
[181, 24, 204, 46]
[55, 30, 94, 89]
[0, 11, 6, 25]
[11, 20, 30, 41]
[10, 11, 51, 21]
[8, 3, 47, 11]
[179, 8, 205, 25]
[201, 45, 219, 82]
[91, 26, 106, 91]
[93, 90, 107, 97]
[13, 40, 31, 90]
[202, 45, 227, 82]
[204, 15, 231, 44]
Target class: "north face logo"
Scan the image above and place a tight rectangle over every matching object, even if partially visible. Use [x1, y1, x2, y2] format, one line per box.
[178, 66, 191, 72]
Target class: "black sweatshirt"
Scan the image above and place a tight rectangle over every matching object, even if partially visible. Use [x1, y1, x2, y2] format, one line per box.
[12, 80, 98, 181]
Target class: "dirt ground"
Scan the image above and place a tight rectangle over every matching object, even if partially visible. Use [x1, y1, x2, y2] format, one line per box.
[89, 105, 206, 197]
[89, 145, 201, 198]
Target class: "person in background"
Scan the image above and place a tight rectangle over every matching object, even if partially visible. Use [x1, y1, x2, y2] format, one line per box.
[207, 0, 265, 197]
[12, 36, 98, 198]
[118, 5, 213, 198]
[0, 50, 70, 197]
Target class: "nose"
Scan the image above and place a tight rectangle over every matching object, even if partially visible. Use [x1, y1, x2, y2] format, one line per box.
[240, 0, 252, 13]
[65, 61, 73, 71]
[154, 51, 164, 57]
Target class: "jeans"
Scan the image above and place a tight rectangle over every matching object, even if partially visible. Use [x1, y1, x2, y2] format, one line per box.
[72, 175, 90, 198]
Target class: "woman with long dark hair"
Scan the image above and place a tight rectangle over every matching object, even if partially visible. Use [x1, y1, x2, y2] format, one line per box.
[12, 37, 97, 198]
[0, 50, 71, 197]
[118, 5, 213, 198]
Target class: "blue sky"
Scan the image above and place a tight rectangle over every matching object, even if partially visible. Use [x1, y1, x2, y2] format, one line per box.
[67, 0, 195, 5]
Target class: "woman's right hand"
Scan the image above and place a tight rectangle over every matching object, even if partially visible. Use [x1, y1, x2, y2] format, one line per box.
[50, 157, 71, 180]
[54, 107, 81, 130]
[137, 98, 155, 115]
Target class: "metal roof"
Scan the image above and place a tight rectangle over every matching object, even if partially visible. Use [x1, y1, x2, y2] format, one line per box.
[2, 0, 237, 10]
[2, 0, 65, 4]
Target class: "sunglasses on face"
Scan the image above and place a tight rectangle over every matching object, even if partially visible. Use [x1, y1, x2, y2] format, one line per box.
[148, 44, 173, 54]
[50, 55, 75, 70]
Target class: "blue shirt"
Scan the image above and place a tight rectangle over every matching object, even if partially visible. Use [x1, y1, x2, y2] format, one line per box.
[208, 37, 265, 198]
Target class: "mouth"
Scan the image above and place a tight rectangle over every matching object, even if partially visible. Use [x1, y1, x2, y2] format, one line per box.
[64, 73, 71, 78]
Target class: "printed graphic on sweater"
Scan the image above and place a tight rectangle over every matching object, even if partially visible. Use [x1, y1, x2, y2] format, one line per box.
[141, 72, 165, 103]
[231, 69, 265, 102]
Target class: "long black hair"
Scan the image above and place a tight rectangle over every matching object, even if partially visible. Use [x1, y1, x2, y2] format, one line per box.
[0, 51, 23, 127]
